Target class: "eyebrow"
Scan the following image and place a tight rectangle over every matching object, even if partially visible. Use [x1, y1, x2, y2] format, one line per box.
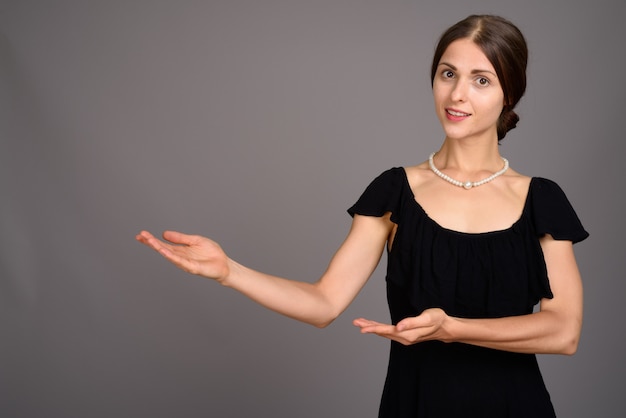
[438, 62, 497, 77]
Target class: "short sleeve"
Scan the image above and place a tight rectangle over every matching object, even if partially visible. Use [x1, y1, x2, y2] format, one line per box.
[347, 167, 404, 223]
[529, 177, 589, 243]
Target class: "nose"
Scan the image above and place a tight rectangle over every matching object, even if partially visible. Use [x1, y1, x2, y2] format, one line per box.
[450, 80, 468, 102]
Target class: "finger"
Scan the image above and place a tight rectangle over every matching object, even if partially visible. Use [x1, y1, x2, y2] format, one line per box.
[136, 230, 155, 243]
[353, 318, 384, 328]
[353, 318, 371, 326]
[397, 310, 440, 331]
[147, 241, 203, 273]
[353, 320, 415, 344]
[136, 231, 201, 275]
[358, 323, 397, 335]
[138, 232, 188, 263]
[396, 316, 427, 331]
[162, 230, 203, 246]
[136, 230, 166, 251]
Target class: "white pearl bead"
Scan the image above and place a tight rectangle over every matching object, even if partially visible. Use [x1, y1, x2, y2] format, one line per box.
[428, 152, 509, 190]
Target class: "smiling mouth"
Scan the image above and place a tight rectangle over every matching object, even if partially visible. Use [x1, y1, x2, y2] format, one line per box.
[446, 109, 471, 117]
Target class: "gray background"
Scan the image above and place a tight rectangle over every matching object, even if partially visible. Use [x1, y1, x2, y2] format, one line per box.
[1, 0, 624, 417]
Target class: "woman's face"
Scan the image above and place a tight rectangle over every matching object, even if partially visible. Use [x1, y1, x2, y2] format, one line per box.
[432, 38, 505, 142]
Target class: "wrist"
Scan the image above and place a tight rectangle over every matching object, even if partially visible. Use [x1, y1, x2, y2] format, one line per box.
[218, 258, 239, 287]
[440, 314, 460, 343]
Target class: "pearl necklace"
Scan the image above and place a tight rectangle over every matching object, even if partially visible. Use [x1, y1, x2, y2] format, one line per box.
[428, 152, 509, 190]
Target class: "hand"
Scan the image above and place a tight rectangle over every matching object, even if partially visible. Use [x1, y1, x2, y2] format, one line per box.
[353, 308, 449, 346]
[136, 230, 230, 282]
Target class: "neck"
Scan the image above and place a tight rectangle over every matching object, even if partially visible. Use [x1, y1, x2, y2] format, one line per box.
[434, 139, 503, 174]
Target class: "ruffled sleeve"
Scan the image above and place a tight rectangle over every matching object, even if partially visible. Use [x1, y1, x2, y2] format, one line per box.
[528, 178, 589, 243]
[347, 167, 405, 224]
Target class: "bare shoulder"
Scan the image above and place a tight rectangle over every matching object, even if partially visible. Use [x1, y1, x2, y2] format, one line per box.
[403, 161, 433, 189]
[502, 168, 532, 202]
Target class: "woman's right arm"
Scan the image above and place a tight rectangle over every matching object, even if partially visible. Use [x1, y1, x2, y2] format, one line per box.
[136, 213, 392, 327]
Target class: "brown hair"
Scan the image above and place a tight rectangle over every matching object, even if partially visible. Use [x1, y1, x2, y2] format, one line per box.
[430, 15, 528, 141]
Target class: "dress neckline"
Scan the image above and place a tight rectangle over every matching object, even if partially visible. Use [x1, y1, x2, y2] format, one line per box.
[399, 167, 534, 236]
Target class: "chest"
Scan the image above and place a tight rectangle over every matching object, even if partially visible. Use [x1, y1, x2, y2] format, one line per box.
[418, 197, 523, 233]
[415, 186, 527, 234]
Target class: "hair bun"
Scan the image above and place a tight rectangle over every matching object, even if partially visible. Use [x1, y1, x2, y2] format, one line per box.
[497, 108, 519, 140]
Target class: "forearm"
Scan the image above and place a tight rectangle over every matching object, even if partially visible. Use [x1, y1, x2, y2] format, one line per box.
[444, 309, 582, 355]
[222, 259, 339, 328]
[219, 215, 389, 328]
[444, 238, 584, 355]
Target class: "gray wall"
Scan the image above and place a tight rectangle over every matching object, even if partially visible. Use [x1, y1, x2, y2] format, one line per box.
[1, 1, 624, 417]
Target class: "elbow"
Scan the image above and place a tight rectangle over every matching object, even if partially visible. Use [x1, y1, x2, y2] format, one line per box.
[540, 309, 582, 355]
[312, 313, 339, 329]
[311, 306, 343, 328]
[309, 296, 343, 328]
[313, 321, 332, 329]
[560, 334, 580, 356]
[555, 322, 582, 356]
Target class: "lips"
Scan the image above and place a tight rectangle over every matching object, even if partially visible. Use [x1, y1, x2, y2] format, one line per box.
[444, 108, 471, 122]
[446, 108, 471, 117]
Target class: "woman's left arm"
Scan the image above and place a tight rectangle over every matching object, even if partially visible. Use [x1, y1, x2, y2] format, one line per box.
[353, 234, 583, 355]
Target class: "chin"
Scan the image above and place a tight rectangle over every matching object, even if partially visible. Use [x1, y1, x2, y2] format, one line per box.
[442, 126, 497, 142]
[442, 128, 473, 140]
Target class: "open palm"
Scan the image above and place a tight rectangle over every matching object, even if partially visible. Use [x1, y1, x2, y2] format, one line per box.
[136, 230, 230, 281]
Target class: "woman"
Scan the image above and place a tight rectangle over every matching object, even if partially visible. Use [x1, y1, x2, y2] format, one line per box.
[137, 15, 588, 417]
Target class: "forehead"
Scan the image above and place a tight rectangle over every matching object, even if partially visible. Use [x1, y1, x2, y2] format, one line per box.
[438, 38, 495, 73]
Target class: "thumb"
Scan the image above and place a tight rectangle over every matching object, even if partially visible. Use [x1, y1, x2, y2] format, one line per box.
[396, 316, 424, 331]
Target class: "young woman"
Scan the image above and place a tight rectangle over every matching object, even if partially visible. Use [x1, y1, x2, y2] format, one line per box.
[137, 15, 588, 417]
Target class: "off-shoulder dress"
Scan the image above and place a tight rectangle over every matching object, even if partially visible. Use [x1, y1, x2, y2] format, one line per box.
[348, 167, 588, 418]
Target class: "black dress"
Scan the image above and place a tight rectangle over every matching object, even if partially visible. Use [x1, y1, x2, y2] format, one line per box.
[347, 168, 588, 418]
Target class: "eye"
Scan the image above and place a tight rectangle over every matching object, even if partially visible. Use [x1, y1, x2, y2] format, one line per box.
[441, 69, 454, 79]
[476, 77, 490, 87]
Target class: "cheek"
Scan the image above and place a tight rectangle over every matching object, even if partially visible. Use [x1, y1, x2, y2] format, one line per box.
[432, 83, 447, 109]
[478, 94, 505, 119]
[432, 92, 448, 121]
